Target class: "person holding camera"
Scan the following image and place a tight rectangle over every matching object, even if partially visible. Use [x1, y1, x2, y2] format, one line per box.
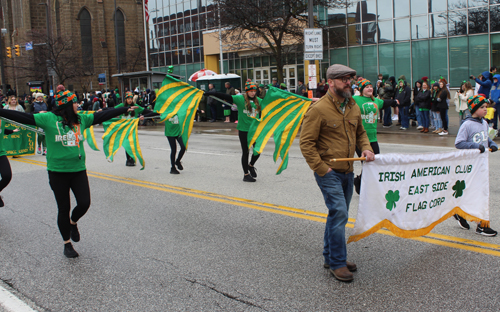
[471, 71, 492, 99]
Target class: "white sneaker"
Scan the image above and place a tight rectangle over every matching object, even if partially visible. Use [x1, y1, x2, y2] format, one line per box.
[416, 126, 423, 130]
[391, 115, 398, 120]
[439, 131, 448, 135]
[400, 127, 407, 130]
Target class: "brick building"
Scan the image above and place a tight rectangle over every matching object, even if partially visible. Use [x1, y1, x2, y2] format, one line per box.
[1, 0, 146, 97]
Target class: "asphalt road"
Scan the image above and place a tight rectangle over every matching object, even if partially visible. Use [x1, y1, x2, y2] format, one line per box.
[1, 125, 500, 311]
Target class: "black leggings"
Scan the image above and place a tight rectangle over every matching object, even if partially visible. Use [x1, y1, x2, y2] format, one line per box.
[238, 130, 260, 174]
[355, 141, 381, 158]
[167, 136, 186, 167]
[48, 170, 91, 241]
[439, 107, 448, 131]
[0, 155, 12, 193]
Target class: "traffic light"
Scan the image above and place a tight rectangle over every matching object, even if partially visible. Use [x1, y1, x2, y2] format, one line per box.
[6, 47, 11, 58]
[14, 45, 20, 57]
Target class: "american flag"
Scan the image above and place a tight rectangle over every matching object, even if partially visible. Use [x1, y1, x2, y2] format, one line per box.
[144, 0, 149, 22]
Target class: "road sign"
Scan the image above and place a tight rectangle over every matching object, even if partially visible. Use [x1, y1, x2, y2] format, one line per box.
[25, 42, 33, 51]
[304, 28, 323, 60]
[98, 73, 106, 85]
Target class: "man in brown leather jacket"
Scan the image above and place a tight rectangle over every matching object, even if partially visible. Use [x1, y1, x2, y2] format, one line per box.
[300, 64, 375, 282]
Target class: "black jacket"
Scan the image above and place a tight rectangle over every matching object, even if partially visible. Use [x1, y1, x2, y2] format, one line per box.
[413, 80, 422, 102]
[395, 83, 411, 107]
[415, 90, 431, 110]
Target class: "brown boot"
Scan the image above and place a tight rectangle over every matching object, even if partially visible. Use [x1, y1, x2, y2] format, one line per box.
[324, 261, 357, 272]
[346, 261, 357, 272]
[420, 127, 426, 132]
[330, 266, 354, 282]
[423, 127, 429, 133]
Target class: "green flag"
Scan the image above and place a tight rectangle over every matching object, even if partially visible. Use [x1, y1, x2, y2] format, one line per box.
[154, 75, 203, 148]
[3, 123, 36, 156]
[102, 118, 145, 169]
[248, 86, 312, 174]
[78, 111, 99, 151]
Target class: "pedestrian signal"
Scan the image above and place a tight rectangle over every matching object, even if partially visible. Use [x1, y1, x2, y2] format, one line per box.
[6, 47, 11, 58]
[14, 45, 20, 57]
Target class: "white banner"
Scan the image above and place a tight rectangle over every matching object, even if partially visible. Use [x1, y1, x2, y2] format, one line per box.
[348, 149, 489, 243]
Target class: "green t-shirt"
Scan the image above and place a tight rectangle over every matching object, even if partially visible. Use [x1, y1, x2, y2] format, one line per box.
[0, 120, 7, 157]
[232, 95, 260, 132]
[114, 103, 144, 118]
[352, 95, 383, 143]
[164, 114, 181, 137]
[34, 112, 94, 172]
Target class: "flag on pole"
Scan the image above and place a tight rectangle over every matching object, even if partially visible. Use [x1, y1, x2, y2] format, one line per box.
[78, 111, 99, 151]
[154, 75, 203, 149]
[144, 0, 149, 22]
[248, 86, 312, 174]
[102, 118, 145, 169]
[348, 150, 489, 243]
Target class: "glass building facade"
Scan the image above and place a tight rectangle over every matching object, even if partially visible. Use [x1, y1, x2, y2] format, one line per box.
[148, 0, 500, 88]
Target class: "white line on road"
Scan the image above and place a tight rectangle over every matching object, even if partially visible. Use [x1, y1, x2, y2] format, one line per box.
[151, 148, 232, 156]
[0, 285, 37, 312]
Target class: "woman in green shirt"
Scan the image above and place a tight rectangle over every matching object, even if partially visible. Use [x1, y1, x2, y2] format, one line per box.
[352, 79, 398, 194]
[207, 82, 261, 182]
[114, 91, 154, 166]
[0, 90, 136, 258]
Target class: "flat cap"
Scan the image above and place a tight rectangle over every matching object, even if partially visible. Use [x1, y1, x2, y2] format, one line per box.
[326, 64, 356, 79]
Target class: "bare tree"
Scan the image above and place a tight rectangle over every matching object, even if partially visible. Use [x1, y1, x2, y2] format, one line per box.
[11, 31, 94, 87]
[125, 40, 147, 73]
[215, 0, 339, 83]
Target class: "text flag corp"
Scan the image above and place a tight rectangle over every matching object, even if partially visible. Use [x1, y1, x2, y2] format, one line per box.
[348, 149, 490, 243]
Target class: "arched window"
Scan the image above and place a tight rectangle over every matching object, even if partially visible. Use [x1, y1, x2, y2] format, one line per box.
[115, 10, 126, 69]
[79, 9, 93, 70]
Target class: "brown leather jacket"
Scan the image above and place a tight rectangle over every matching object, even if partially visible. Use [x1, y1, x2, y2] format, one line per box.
[300, 89, 372, 176]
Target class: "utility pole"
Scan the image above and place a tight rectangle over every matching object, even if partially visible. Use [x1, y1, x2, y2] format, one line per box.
[114, 0, 121, 74]
[0, 29, 7, 96]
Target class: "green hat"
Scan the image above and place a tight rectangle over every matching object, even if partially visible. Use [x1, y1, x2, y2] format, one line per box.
[357, 79, 372, 94]
[55, 90, 77, 110]
[280, 83, 287, 88]
[468, 95, 487, 114]
[259, 84, 265, 88]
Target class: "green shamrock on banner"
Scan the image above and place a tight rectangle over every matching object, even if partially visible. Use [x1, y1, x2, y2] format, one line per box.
[385, 190, 400, 211]
[452, 180, 466, 198]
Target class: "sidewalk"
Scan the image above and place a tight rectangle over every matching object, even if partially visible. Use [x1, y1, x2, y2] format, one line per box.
[377, 107, 463, 137]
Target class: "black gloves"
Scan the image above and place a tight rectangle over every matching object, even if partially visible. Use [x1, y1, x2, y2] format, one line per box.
[479, 145, 486, 153]
[491, 145, 498, 152]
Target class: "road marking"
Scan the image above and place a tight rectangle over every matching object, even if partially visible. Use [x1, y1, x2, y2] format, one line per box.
[12, 157, 500, 257]
[0, 284, 37, 312]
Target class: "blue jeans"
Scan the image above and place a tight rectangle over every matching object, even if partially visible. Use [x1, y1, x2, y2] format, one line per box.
[432, 111, 442, 129]
[401, 106, 409, 128]
[383, 106, 392, 126]
[314, 170, 354, 270]
[420, 110, 429, 128]
[414, 104, 422, 127]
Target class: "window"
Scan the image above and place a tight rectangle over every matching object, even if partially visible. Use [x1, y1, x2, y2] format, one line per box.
[412, 40, 429, 85]
[394, 42, 410, 82]
[79, 8, 93, 70]
[411, 0, 427, 15]
[348, 46, 363, 77]
[449, 37, 468, 87]
[491, 6, 500, 32]
[429, 39, 448, 83]
[348, 24, 361, 46]
[468, 7, 489, 34]
[329, 27, 347, 48]
[379, 44, 395, 76]
[363, 45, 378, 81]
[430, 0, 447, 12]
[395, 18, 410, 41]
[394, 0, 409, 18]
[491, 34, 500, 69]
[330, 48, 347, 68]
[412, 15, 429, 39]
[448, 0, 466, 10]
[377, 0, 392, 20]
[469, 0, 487, 7]
[377, 20, 394, 43]
[327, 3, 346, 26]
[448, 10, 467, 36]
[115, 10, 126, 68]
[469, 35, 489, 79]
[429, 13, 447, 38]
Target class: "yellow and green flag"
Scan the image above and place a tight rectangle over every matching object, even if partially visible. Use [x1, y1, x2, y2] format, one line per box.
[154, 75, 203, 148]
[78, 111, 99, 151]
[248, 87, 312, 174]
[102, 118, 145, 169]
